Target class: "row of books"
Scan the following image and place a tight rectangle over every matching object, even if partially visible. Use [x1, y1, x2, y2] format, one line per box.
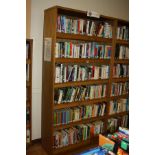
[26, 129, 30, 143]
[113, 64, 129, 78]
[26, 64, 30, 81]
[54, 103, 106, 125]
[54, 84, 107, 104]
[115, 45, 129, 59]
[26, 108, 30, 124]
[111, 82, 129, 96]
[107, 115, 128, 133]
[55, 64, 110, 83]
[109, 98, 129, 115]
[57, 15, 112, 38]
[117, 26, 129, 41]
[55, 41, 112, 59]
[53, 120, 104, 148]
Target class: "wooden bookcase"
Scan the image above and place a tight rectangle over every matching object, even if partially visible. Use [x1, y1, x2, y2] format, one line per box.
[42, 6, 129, 155]
[26, 39, 33, 145]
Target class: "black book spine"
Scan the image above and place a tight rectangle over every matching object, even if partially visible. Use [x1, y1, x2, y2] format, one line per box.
[115, 44, 120, 59]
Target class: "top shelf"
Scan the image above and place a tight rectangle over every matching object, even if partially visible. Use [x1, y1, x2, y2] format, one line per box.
[56, 32, 112, 43]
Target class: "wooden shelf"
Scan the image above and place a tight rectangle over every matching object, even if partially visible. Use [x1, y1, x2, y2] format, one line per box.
[110, 94, 129, 100]
[56, 32, 112, 43]
[114, 59, 129, 64]
[54, 97, 108, 110]
[26, 59, 31, 64]
[54, 115, 106, 130]
[54, 79, 109, 88]
[108, 111, 129, 118]
[55, 58, 110, 64]
[53, 136, 98, 155]
[112, 77, 129, 82]
[116, 39, 129, 45]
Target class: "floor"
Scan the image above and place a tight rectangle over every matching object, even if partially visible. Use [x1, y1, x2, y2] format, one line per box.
[27, 143, 47, 155]
[26, 141, 98, 155]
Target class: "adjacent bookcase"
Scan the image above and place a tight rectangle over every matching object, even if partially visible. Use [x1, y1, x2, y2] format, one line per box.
[26, 39, 33, 145]
[42, 6, 129, 155]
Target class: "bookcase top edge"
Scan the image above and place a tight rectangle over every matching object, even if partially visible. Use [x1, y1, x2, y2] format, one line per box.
[44, 5, 129, 23]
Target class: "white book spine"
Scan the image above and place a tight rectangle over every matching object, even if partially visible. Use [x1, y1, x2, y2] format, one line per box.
[58, 90, 63, 104]
[60, 64, 63, 83]
[74, 65, 78, 81]
[64, 66, 67, 82]
[86, 20, 89, 35]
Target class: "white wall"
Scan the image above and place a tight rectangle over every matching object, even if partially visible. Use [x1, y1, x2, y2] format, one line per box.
[30, 0, 129, 140]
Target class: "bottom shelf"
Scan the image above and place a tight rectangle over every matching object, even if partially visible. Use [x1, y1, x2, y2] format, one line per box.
[53, 135, 99, 155]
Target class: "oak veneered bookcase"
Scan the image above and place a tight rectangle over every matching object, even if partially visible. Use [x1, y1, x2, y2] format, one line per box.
[26, 39, 33, 146]
[42, 6, 129, 155]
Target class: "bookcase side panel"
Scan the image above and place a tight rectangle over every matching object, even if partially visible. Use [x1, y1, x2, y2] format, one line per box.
[42, 7, 57, 154]
[104, 19, 117, 134]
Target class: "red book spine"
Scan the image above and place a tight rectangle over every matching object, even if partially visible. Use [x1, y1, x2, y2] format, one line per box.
[78, 19, 80, 33]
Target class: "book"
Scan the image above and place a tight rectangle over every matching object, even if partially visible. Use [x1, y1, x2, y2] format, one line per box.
[99, 134, 115, 151]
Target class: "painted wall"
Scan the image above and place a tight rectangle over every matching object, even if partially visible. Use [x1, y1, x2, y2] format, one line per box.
[26, 0, 31, 38]
[30, 0, 129, 140]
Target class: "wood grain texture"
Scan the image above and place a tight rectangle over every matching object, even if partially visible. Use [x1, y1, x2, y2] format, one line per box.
[114, 59, 129, 64]
[54, 97, 108, 110]
[54, 79, 109, 88]
[55, 58, 110, 64]
[57, 32, 112, 43]
[42, 7, 57, 154]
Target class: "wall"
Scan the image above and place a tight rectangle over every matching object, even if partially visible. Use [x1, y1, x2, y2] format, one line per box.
[30, 0, 129, 140]
[26, 0, 31, 38]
